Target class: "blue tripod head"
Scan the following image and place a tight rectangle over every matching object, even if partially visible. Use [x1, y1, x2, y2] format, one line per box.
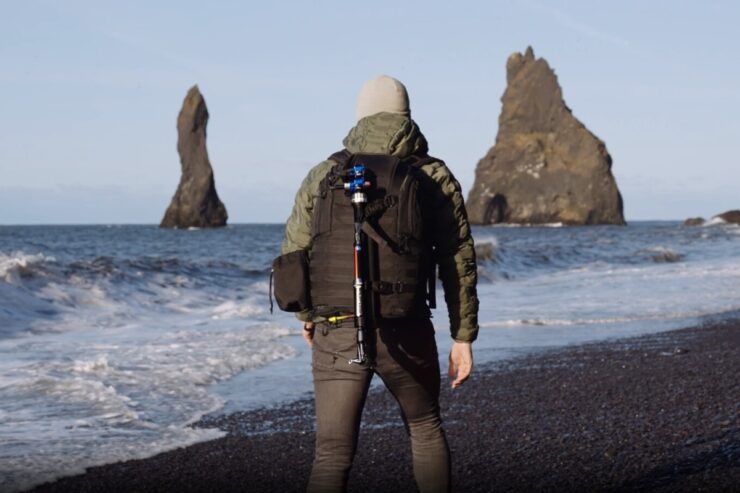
[343, 164, 370, 193]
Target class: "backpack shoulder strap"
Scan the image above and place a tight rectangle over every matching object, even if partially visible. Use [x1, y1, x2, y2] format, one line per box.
[402, 153, 441, 309]
[405, 153, 444, 169]
[328, 149, 353, 167]
[318, 149, 353, 196]
[331, 150, 441, 168]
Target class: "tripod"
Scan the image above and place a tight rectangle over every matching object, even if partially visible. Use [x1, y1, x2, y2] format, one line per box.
[339, 163, 371, 365]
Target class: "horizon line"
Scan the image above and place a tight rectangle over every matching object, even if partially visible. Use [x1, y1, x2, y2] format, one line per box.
[0, 219, 688, 227]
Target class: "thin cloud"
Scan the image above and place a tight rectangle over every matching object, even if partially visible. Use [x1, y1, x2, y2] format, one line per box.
[519, 0, 630, 48]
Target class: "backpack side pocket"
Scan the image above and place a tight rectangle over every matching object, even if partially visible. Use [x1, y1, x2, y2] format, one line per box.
[272, 250, 311, 312]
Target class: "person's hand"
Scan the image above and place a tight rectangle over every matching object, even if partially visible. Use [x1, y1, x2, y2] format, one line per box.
[448, 341, 473, 389]
[302, 322, 315, 347]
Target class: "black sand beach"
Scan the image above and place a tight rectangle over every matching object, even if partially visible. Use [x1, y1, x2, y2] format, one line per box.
[32, 320, 739, 492]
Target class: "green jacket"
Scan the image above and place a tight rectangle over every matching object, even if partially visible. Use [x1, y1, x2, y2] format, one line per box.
[281, 112, 479, 342]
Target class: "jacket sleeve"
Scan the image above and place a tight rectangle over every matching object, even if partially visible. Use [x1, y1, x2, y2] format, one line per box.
[421, 161, 480, 342]
[281, 160, 334, 322]
[281, 160, 334, 254]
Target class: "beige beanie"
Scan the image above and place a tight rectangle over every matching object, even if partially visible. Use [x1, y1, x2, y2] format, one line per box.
[355, 75, 410, 122]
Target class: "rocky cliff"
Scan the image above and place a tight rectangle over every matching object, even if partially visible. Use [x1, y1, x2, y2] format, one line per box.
[467, 47, 625, 225]
[161, 85, 228, 228]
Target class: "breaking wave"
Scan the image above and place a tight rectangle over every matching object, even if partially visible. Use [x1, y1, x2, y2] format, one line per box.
[0, 252, 56, 283]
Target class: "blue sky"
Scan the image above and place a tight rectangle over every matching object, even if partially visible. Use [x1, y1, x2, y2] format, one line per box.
[1, 0, 738, 224]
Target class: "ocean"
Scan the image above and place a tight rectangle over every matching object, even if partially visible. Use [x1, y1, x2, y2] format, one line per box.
[1, 221, 739, 491]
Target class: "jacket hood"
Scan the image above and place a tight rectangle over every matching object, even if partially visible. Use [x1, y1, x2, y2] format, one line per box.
[342, 112, 428, 158]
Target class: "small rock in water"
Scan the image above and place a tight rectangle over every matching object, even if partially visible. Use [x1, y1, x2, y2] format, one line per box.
[650, 250, 684, 263]
[715, 209, 740, 224]
[683, 217, 705, 226]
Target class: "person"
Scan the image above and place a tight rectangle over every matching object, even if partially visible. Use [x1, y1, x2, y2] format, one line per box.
[281, 75, 479, 493]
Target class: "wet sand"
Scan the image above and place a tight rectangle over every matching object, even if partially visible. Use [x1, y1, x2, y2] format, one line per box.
[32, 320, 739, 492]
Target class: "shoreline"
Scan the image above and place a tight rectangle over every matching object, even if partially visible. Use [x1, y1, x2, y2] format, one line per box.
[32, 320, 739, 492]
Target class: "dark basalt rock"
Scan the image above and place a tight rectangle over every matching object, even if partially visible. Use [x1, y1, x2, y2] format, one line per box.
[160, 85, 228, 228]
[467, 47, 625, 225]
[716, 210, 740, 224]
[684, 217, 705, 226]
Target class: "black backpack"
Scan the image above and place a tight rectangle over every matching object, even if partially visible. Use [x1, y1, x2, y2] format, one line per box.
[308, 150, 437, 319]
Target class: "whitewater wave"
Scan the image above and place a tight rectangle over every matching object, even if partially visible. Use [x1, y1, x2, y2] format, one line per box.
[0, 323, 296, 492]
[479, 306, 739, 329]
[0, 252, 55, 283]
[489, 222, 564, 228]
[1, 251, 265, 288]
[636, 246, 685, 263]
[475, 236, 499, 263]
[211, 300, 265, 319]
[703, 216, 727, 226]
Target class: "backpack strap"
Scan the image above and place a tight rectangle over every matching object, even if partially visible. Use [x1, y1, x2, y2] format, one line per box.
[405, 153, 443, 168]
[331, 149, 441, 168]
[328, 149, 352, 167]
[370, 280, 418, 294]
[405, 153, 440, 309]
[361, 220, 406, 255]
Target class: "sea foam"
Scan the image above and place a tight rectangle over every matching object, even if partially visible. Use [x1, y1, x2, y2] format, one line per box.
[0, 252, 55, 283]
[0, 323, 296, 492]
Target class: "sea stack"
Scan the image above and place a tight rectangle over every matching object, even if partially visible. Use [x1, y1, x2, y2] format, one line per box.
[467, 47, 625, 225]
[160, 85, 228, 228]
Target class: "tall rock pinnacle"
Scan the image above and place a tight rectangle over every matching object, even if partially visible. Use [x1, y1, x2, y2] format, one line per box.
[467, 47, 625, 225]
[160, 85, 228, 228]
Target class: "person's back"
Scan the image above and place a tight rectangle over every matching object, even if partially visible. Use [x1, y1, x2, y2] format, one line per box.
[281, 76, 479, 493]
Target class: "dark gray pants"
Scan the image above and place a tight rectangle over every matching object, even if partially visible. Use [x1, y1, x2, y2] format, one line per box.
[307, 319, 450, 493]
